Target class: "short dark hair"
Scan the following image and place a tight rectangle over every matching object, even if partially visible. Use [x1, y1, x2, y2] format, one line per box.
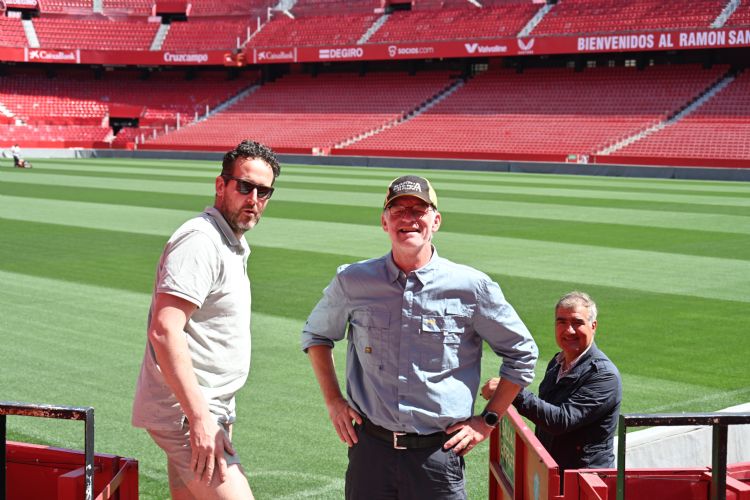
[221, 140, 280, 182]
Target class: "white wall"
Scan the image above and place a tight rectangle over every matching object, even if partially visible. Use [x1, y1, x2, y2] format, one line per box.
[615, 403, 750, 467]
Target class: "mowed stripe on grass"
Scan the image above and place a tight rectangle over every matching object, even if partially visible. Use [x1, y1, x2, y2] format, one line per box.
[1, 159, 749, 499]
[4, 175, 750, 236]
[2, 193, 748, 302]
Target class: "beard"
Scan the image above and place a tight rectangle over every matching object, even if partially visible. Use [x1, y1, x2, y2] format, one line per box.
[217, 199, 260, 236]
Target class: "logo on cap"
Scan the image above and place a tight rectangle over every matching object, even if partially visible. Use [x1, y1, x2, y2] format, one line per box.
[392, 181, 422, 193]
[384, 175, 437, 209]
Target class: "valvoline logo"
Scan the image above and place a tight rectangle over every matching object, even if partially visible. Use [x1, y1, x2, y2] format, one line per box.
[464, 43, 507, 55]
[517, 38, 535, 52]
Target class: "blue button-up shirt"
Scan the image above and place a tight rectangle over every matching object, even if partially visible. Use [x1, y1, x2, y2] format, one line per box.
[301, 249, 538, 434]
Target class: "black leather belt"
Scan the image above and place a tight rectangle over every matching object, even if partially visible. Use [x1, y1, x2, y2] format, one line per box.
[362, 419, 453, 450]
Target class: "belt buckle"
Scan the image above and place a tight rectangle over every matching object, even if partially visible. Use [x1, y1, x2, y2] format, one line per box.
[393, 431, 407, 450]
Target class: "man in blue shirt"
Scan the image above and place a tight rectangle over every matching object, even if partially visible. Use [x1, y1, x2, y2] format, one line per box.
[301, 175, 538, 499]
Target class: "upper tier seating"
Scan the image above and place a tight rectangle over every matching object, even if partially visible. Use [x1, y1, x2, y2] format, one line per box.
[40, 0, 272, 15]
[413, 0, 535, 9]
[533, 0, 725, 35]
[162, 18, 256, 50]
[187, 0, 273, 16]
[247, 13, 378, 47]
[39, 0, 93, 13]
[14, 0, 741, 53]
[0, 17, 28, 47]
[289, 0, 380, 16]
[147, 71, 457, 148]
[724, 2, 750, 28]
[616, 70, 750, 160]
[34, 16, 159, 50]
[350, 64, 727, 157]
[369, 4, 539, 43]
[102, 0, 153, 15]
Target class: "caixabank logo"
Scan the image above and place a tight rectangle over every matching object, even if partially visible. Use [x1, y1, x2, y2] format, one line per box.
[257, 49, 294, 62]
[27, 49, 78, 62]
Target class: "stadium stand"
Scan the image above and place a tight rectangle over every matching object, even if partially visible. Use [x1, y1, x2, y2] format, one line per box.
[532, 0, 726, 35]
[0, 123, 111, 143]
[34, 16, 159, 50]
[0, 68, 256, 146]
[162, 18, 255, 50]
[147, 71, 457, 149]
[289, 0, 380, 17]
[724, 1, 750, 28]
[348, 64, 728, 158]
[0, 0, 747, 168]
[615, 69, 750, 160]
[39, 0, 94, 13]
[0, 69, 107, 125]
[368, 4, 538, 43]
[0, 17, 28, 47]
[101, 0, 153, 16]
[247, 13, 379, 48]
[187, 0, 273, 17]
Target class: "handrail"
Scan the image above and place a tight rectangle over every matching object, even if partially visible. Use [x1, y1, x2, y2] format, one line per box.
[616, 412, 750, 500]
[0, 401, 95, 500]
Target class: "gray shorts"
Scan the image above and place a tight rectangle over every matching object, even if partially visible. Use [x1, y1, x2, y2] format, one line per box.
[147, 419, 241, 487]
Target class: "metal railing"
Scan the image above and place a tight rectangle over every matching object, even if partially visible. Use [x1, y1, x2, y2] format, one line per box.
[0, 401, 95, 500]
[616, 412, 750, 500]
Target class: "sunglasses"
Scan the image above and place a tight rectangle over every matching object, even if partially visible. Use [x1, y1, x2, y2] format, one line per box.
[222, 175, 274, 199]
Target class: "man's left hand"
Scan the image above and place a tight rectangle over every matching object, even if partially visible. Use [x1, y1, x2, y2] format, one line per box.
[444, 416, 494, 456]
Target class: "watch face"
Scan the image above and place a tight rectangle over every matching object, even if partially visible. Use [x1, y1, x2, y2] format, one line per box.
[483, 410, 499, 427]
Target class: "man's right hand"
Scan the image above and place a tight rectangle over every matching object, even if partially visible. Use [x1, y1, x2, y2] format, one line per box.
[189, 416, 234, 485]
[326, 397, 362, 447]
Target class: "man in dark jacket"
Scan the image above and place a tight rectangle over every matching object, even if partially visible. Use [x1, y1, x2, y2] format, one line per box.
[481, 291, 621, 470]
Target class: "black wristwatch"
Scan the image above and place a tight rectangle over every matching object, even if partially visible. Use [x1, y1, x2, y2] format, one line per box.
[480, 408, 500, 428]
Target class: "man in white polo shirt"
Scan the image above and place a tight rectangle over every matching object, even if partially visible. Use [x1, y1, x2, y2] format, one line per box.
[132, 140, 280, 499]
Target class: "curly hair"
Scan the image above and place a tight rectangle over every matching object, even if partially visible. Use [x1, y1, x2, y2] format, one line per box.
[221, 139, 281, 182]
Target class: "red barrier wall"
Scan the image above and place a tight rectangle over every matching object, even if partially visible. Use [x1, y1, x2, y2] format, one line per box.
[489, 409, 750, 500]
[6, 441, 138, 500]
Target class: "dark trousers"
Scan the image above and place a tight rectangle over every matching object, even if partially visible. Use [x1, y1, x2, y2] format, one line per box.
[345, 424, 466, 500]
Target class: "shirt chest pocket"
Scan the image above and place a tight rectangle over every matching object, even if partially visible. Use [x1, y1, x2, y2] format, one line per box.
[419, 314, 468, 372]
[349, 308, 390, 371]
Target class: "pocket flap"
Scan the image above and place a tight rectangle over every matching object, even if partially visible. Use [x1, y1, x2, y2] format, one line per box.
[351, 308, 390, 328]
[421, 315, 466, 334]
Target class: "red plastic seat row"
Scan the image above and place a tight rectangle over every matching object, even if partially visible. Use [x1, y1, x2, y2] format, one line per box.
[147, 71, 457, 148]
[533, 0, 726, 35]
[162, 18, 256, 50]
[0, 17, 27, 47]
[34, 16, 158, 50]
[369, 5, 539, 43]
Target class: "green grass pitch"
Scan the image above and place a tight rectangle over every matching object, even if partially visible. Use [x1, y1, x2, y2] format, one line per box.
[1, 157, 748, 499]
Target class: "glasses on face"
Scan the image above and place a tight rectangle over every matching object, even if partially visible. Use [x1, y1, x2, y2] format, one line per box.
[222, 175, 274, 200]
[386, 203, 433, 219]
